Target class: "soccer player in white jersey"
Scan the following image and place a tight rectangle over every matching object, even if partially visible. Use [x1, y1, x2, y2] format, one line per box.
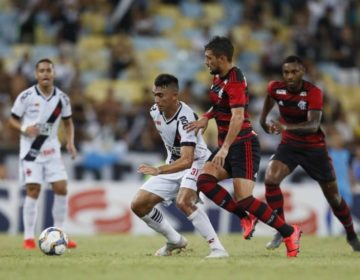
[9, 58, 78, 250]
[131, 74, 228, 258]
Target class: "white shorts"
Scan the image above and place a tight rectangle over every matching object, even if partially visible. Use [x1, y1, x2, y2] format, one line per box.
[20, 157, 68, 185]
[140, 159, 204, 206]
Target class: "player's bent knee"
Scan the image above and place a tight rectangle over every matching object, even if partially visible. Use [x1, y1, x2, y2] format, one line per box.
[26, 184, 41, 198]
[53, 188, 67, 195]
[202, 162, 218, 175]
[130, 199, 143, 216]
[176, 199, 196, 216]
[52, 181, 68, 195]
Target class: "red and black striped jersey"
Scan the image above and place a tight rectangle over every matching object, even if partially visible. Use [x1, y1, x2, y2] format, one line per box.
[267, 80, 326, 148]
[204, 67, 255, 147]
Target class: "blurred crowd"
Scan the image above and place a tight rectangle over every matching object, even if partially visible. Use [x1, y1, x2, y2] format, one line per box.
[0, 0, 359, 184]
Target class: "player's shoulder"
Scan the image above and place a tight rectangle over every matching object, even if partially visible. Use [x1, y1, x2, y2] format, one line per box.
[178, 102, 196, 118]
[228, 67, 245, 83]
[179, 101, 194, 113]
[267, 80, 285, 92]
[303, 80, 322, 94]
[55, 87, 72, 106]
[149, 103, 160, 116]
[56, 87, 70, 99]
[17, 85, 36, 102]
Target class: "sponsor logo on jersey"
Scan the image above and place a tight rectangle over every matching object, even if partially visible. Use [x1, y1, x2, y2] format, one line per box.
[278, 100, 284, 106]
[300, 91, 307, 96]
[276, 89, 286, 95]
[20, 91, 32, 102]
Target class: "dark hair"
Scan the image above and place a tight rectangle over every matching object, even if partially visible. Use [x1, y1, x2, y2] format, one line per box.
[36, 58, 54, 69]
[204, 36, 234, 62]
[154, 73, 179, 89]
[282, 55, 304, 66]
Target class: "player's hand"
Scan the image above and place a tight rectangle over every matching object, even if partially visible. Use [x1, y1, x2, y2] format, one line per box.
[261, 120, 278, 134]
[137, 164, 160, 176]
[211, 147, 228, 167]
[271, 120, 286, 134]
[66, 143, 78, 159]
[186, 117, 209, 134]
[25, 125, 40, 137]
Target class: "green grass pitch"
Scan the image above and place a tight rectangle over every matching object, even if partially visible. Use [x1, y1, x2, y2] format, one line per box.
[0, 234, 359, 280]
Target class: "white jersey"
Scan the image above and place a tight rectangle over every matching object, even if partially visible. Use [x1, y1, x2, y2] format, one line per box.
[11, 85, 72, 163]
[150, 101, 209, 165]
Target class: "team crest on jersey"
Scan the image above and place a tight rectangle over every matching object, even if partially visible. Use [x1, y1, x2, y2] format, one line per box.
[278, 100, 284, 106]
[297, 100, 307, 110]
[276, 89, 286, 95]
[300, 91, 307, 96]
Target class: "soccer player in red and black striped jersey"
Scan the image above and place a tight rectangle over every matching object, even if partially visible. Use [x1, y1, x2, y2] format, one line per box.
[260, 55, 360, 252]
[187, 36, 302, 257]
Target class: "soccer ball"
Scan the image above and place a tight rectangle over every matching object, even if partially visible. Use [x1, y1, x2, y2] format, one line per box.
[38, 227, 68, 256]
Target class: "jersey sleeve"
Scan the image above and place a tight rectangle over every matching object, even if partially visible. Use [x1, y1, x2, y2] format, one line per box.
[203, 107, 215, 119]
[11, 91, 28, 118]
[267, 81, 277, 98]
[178, 110, 196, 146]
[308, 87, 323, 110]
[61, 93, 72, 118]
[226, 81, 247, 107]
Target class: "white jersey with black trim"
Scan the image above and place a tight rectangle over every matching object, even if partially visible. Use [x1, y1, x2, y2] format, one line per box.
[150, 101, 209, 165]
[11, 85, 72, 162]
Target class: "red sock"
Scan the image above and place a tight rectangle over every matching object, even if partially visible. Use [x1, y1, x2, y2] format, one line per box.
[237, 196, 293, 237]
[265, 183, 285, 220]
[197, 174, 248, 219]
[332, 198, 356, 240]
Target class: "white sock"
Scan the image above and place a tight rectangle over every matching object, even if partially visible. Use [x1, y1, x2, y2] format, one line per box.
[188, 207, 225, 251]
[141, 208, 181, 244]
[52, 194, 67, 229]
[23, 196, 38, 240]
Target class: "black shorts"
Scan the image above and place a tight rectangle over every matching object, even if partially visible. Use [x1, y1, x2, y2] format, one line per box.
[209, 136, 260, 181]
[272, 143, 336, 182]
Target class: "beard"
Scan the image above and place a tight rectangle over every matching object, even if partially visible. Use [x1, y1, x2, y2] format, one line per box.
[210, 68, 220, 75]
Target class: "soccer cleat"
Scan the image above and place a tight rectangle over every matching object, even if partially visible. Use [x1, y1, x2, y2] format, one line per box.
[283, 225, 302, 257]
[205, 248, 229, 259]
[23, 239, 36, 250]
[240, 214, 258, 240]
[154, 236, 188, 256]
[347, 237, 360, 252]
[266, 232, 283, 250]
[67, 240, 77, 248]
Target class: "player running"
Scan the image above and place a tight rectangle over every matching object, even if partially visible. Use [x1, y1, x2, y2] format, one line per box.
[187, 36, 301, 257]
[260, 55, 360, 252]
[131, 73, 228, 258]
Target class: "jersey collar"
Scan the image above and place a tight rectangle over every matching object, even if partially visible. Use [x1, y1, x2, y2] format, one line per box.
[35, 85, 57, 101]
[161, 102, 182, 124]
